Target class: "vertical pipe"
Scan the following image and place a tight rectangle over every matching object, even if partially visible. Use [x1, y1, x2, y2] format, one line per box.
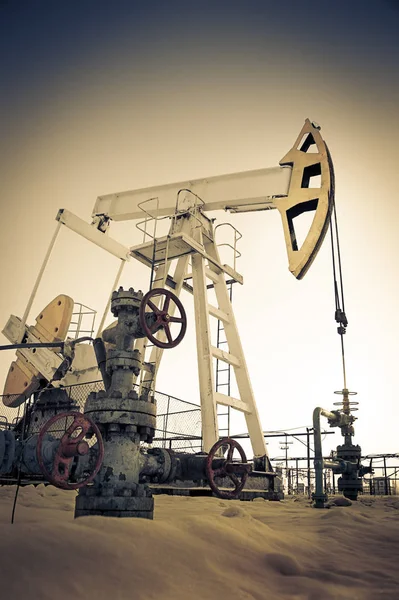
[296, 458, 299, 493]
[383, 456, 388, 495]
[312, 407, 337, 507]
[19, 220, 62, 341]
[306, 428, 311, 499]
[285, 433, 288, 471]
[165, 395, 171, 447]
[93, 338, 111, 391]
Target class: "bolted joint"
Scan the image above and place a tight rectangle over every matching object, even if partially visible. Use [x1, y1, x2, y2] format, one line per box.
[106, 349, 142, 375]
[312, 491, 328, 508]
[111, 288, 143, 316]
[140, 448, 177, 484]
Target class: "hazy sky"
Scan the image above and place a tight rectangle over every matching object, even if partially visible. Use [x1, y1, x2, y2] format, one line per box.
[0, 1, 398, 463]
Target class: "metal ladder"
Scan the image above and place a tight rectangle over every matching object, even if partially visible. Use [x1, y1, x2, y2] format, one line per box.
[134, 198, 163, 398]
[213, 223, 241, 440]
[215, 281, 233, 438]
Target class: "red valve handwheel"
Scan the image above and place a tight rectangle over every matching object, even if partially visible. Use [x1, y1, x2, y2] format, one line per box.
[36, 411, 104, 490]
[139, 288, 187, 349]
[206, 438, 251, 499]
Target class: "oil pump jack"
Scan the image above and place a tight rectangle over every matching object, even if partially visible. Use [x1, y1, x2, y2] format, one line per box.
[0, 119, 368, 518]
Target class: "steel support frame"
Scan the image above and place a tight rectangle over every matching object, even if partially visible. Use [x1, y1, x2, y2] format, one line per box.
[130, 209, 268, 458]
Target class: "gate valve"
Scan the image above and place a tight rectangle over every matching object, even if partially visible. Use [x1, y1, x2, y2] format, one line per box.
[139, 288, 187, 349]
[206, 438, 252, 499]
[37, 411, 104, 490]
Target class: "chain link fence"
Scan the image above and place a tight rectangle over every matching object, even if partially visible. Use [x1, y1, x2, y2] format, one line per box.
[0, 380, 203, 452]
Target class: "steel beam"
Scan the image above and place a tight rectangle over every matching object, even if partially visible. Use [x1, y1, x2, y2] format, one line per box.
[92, 166, 291, 221]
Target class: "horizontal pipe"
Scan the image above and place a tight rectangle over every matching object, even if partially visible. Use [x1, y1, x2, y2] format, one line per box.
[323, 460, 341, 470]
[0, 342, 64, 351]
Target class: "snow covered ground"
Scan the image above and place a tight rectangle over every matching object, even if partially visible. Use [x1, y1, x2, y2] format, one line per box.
[0, 486, 398, 600]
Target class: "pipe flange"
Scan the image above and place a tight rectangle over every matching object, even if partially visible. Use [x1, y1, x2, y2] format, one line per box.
[85, 410, 156, 429]
[146, 448, 177, 483]
[159, 448, 177, 483]
[107, 349, 141, 361]
[84, 397, 156, 416]
[106, 349, 141, 374]
[106, 357, 141, 374]
[111, 288, 143, 315]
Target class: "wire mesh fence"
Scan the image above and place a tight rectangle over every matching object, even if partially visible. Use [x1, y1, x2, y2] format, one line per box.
[1, 384, 398, 495]
[0, 380, 203, 452]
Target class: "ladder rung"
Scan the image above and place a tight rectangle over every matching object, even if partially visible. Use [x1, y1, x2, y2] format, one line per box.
[204, 268, 220, 283]
[208, 304, 230, 323]
[211, 346, 240, 367]
[215, 392, 250, 414]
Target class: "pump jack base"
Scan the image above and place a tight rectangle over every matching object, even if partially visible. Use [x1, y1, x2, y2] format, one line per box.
[150, 485, 283, 501]
[150, 470, 284, 501]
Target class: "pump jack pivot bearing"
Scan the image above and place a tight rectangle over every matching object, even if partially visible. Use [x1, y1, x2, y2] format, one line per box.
[206, 438, 252, 500]
[139, 288, 187, 349]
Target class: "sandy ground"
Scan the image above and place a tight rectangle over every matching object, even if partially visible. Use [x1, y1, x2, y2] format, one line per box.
[0, 486, 398, 600]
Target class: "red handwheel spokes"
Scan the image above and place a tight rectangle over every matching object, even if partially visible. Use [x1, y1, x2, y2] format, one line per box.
[206, 438, 252, 499]
[36, 411, 104, 490]
[139, 288, 187, 349]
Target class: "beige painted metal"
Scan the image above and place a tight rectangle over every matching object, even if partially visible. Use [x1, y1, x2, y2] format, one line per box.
[92, 166, 291, 222]
[1, 119, 333, 458]
[211, 346, 240, 368]
[191, 251, 220, 451]
[130, 232, 244, 285]
[18, 220, 63, 343]
[214, 392, 250, 414]
[2, 295, 99, 407]
[207, 305, 230, 323]
[130, 207, 268, 457]
[275, 119, 334, 279]
[56, 209, 131, 260]
[205, 240, 268, 456]
[34, 294, 74, 342]
[2, 295, 74, 406]
[138, 224, 192, 395]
